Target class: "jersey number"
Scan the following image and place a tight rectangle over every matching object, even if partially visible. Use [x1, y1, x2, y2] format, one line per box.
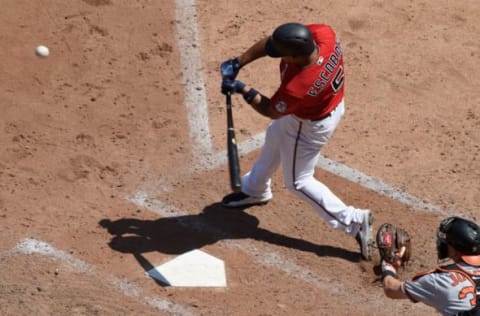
[331, 66, 344, 93]
[459, 286, 477, 307]
[450, 272, 477, 307]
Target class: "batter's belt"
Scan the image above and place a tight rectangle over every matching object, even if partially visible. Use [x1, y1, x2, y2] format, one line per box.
[310, 103, 340, 121]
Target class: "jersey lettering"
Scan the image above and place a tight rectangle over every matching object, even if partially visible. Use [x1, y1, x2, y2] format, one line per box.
[320, 71, 330, 81]
[325, 61, 336, 73]
[334, 42, 342, 56]
[313, 79, 326, 89]
[307, 41, 343, 97]
[451, 271, 469, 286]
[434, 263, 480, 315]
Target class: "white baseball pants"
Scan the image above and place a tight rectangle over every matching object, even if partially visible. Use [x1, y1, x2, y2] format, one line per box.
[241, 100, 365, 236]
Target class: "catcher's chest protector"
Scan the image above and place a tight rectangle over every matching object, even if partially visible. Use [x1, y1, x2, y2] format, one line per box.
[442, 264, 480, 316]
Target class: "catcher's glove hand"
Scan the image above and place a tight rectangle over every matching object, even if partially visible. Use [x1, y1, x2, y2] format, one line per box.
[376, 223, 412, 267]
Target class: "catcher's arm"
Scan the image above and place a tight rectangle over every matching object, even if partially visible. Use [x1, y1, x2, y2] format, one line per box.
[383, 273, 407, 299]
[381, 258, 404, 298]
[377, 223, 412, 299]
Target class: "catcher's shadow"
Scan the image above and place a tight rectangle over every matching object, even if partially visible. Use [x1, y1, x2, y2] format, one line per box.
[99, 202, 361, 264]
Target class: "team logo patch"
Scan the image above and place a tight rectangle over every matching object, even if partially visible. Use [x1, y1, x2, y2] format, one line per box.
[275, 101, 287, 113]
[317, 56, 324, 65]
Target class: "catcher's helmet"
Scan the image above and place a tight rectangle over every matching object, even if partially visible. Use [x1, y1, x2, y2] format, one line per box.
[437, 216, 480, 263]
[265, 23, 315, 58]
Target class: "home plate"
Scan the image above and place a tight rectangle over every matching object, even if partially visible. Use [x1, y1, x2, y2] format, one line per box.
[147, 249, 226, 287]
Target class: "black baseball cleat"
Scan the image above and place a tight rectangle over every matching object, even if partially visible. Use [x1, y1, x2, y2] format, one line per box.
[222, 191, 271, 208]
[356, 210, 374, 261]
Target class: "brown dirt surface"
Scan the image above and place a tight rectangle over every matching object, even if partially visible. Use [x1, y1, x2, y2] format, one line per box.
[1, 0, 479, 315]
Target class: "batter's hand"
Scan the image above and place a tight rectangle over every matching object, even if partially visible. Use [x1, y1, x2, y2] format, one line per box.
[221, 79, 246, 95]
[220, 57, 242, 81]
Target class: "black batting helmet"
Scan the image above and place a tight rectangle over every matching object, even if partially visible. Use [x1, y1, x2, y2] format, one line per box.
[437, 216, 480, 264]
[265, 23, 315, 58]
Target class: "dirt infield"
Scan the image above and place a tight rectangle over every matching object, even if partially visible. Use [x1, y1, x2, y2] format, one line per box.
[1, 0, 479, 315]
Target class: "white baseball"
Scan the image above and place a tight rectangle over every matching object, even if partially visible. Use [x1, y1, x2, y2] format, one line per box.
[35, 45, 50, 57]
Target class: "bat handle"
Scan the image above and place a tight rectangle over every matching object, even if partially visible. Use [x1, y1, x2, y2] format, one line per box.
[226, 91, 232, 106]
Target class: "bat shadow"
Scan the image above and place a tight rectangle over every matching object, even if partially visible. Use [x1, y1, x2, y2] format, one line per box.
[99, 202, 361, 279]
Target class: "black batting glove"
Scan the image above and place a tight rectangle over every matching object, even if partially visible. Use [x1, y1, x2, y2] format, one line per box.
[221, 79, 246, 95]
[220, 57, 242, 81]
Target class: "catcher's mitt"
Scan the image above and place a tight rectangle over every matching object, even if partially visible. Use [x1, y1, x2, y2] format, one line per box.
[376, 223, 412, 267]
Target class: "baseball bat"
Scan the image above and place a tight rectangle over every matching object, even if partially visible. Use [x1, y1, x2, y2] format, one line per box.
[226, 92, 241, 192]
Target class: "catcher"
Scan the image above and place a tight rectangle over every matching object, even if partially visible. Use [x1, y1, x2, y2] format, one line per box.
[377, 217, 480, 315]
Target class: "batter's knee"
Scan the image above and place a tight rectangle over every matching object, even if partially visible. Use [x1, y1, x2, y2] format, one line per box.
[284, 177, 310, 192]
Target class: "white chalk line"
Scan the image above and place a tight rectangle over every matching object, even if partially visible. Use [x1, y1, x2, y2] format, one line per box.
[175, 0, 212, 157]
[6, 3, 208, 314]
[203, 127, 449, 215]
[204, 131, 450, 214]
[10, 238, 195, 316]
[316, 155, 450, 214]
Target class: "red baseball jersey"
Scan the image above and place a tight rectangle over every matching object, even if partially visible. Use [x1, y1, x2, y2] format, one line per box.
[269, 24, 345, 120]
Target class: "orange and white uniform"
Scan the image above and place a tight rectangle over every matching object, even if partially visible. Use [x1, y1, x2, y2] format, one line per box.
[402, 261, 480, 315]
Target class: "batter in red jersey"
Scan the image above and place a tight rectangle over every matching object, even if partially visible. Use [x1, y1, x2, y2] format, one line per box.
[270, 25, 344, 120]
[220, 22, 373, 260]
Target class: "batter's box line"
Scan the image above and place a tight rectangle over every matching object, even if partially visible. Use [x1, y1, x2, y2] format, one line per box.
[9, 237, 195, 316]
[196, 131, 452, 215]
[124, 191, 365, 303]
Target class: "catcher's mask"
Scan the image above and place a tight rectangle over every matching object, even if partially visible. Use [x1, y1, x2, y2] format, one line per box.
[437, 216, 480, 265]
[265, 23, 315, 58]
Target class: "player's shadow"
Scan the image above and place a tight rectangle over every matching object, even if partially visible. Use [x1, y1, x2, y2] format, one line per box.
[99, 202, 360, 266]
